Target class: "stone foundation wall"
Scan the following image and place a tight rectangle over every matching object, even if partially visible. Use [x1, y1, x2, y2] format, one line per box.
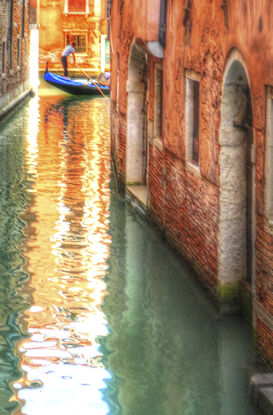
[0, 81, 31, 120]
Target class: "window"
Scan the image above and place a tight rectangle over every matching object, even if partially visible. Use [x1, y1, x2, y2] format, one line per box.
[64, 0, 89, 13]
[21, 0, 25, 38]
[65, 34, 87, 54]
[154, 66, 163, 139]
[265, 87, 273, 222]
[17, 38, 20, 67]
[2, 42, 6, 74]
[68, 0, 85, 12]
[159, 0, 167, 47]
[186, 73, 200, 166]
[9, 0, 14, 69]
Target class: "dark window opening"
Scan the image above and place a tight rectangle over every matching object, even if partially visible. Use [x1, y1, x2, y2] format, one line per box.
[17, 39, 20, 66]
[9, 0, 14, 69]
[159, 0, 167, 47]
[192, 80, 200, 164]
[22, 0, 25, 38]
[2, 42, 6, 73]
[155, 67, 163, 138]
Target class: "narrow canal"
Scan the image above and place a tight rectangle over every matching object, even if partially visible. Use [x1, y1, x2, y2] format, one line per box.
[0, 83, 257, 415]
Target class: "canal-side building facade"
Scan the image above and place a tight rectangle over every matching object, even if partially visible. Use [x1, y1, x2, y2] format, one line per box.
[110, 0, 273, 371]
[39, 0, 110, 75]
[0, 0, 35, 118]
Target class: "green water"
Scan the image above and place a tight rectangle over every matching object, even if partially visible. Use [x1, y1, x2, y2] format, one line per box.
[0, 84, 257, 414]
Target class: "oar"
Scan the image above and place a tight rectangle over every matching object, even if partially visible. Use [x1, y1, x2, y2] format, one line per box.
[75, 64, 108, 98]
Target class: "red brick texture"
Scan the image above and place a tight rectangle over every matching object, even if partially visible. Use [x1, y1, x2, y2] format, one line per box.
[0, 1, 30, 106]
[148, 146, 218, 289]
[256, 318, 273, 371]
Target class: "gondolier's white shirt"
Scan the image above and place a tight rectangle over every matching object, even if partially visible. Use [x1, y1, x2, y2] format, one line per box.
[62, 45, 75, 57]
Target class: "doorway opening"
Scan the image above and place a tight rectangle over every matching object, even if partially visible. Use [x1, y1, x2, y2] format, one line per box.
[126, 44, 148, 188]
[218, 52, 255, 309]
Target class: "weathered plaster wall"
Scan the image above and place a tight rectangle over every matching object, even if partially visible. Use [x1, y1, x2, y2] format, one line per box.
[110, 0, 273, 369]
[132, 0, 160, 42]
[39, 0, 63, 69]
[39, 0, 107, 73]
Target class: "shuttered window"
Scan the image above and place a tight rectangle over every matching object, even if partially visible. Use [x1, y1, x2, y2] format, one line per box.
[68, 0, 86, 12]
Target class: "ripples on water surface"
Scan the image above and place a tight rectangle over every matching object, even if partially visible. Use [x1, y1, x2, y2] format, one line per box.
[0, 85, 257, 415]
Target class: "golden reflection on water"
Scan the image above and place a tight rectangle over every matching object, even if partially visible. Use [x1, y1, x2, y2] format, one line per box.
[12, 93, 111, 414]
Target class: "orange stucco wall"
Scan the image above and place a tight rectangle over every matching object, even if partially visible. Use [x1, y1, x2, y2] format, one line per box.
[110, 0, 273, 370]
[39, 0, 108, 74]
[132, 0, 160, 41]
[163, 0, 273, 178]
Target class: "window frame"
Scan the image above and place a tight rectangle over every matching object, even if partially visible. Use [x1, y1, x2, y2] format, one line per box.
[154, 64, 163, 141]
[21, 0, 26, 38]
[64, 0, 89, 15]
[1, 41, 6, 76]
[265, 86, 273, 225]
[185, 70, 201, 173]
[9, 0, 14, 70]
[17, 37, 21, 68]
[64, 31, 88, 55]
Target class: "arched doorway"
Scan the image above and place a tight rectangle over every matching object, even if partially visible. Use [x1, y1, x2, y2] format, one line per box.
[126, 43, 148, 187]
[218, 51, 255, 309]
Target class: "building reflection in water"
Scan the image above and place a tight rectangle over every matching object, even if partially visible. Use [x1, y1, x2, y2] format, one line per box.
[0, 102, 34, 414]
[101, 192, 257, 415]
[0, 90, 256, 415]
[11, 94, 111, 415]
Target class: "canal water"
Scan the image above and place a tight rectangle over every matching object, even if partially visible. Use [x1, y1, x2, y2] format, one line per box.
[0, 83, 257, 415]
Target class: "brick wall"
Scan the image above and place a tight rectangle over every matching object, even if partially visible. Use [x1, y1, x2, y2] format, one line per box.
[256, 318, 273, 371]
[0, 0, 31, 114]
[148, 144, 218, 291]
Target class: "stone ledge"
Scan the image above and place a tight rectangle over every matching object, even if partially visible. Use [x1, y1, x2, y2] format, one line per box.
[0, 88, 32, 122]
[126, 185, 148, 218]
[250, 373, 273, 415]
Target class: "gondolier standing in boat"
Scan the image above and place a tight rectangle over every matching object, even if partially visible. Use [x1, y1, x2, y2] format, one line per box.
[61, 42, 76, 79]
